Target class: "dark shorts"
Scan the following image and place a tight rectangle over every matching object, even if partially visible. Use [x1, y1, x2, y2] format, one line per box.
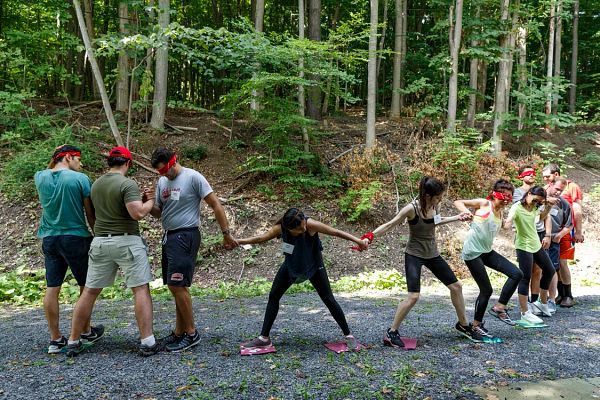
[547, 241, 560, 271]
[405, 253, 458, 293]
[42, 235, 92, 287]
[161, 228, 201, 287]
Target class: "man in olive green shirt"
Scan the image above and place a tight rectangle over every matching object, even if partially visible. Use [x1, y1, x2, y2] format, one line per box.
[67, 147, 158, 357]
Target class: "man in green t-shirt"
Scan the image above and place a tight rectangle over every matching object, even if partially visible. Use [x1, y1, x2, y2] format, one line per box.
[66, 147, 158, 357]
[35, 145, 103, 354]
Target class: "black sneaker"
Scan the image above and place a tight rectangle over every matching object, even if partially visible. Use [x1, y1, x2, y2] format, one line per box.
[81, 325, 105, 343]
[383, 328, 405, 348]
[66, 340, 88, 357]
[455, 322, 473, 340]
[139, 342, 160, 357]
[166, 329, 200, 352]
[48, 336, 67, 354]
[158, 331, 183, 350]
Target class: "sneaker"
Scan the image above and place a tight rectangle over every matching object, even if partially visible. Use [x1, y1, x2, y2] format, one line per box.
[139, 342, 159, 357]
[243, 336, 272, 348]
[528, 302, 541, 316]
[65, 340, 87, 357]
[532, 300, 552, 317]
[521, 310, 544, 325]
[470, 323, 496, 342]
[48, 336, 67, 354]
[383, 328, 404, 348]
[344, 334, 360, 352]
[166, 329, 201, 352]
[560, 296, 574, 308]
[488, 306, 516, 326]
[158, 331, 183, 350]
[555, 295, 563, 305]
[548, 300, 557, 315]
[81, 325, 105, 343]
[455, 322, 473, 340]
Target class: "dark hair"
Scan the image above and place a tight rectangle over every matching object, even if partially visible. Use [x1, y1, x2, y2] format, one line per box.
[493, 179, 514, 194]
[151, 147, 175, 168]
[107, 156, 130, 168]
[543, 163, 560, 175]
[518, 165, 534, 175]
[277, 207, 305, 231]
[418, 176, 445, 212]
[520, 185, 546, 205]
[52, 145, 80, 163]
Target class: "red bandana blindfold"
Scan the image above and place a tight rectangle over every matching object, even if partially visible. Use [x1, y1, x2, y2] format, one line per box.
[518, 170, 536, 179]
[53, 151, 81, 161]
[157, 155, 177, 175]
[487, 191, 512, 202]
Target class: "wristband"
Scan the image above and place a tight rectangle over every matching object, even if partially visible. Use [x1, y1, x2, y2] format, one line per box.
[361, 232, 374, 243]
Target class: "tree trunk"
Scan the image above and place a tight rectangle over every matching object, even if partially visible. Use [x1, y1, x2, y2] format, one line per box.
[466, 7, 480, 128]
[504, 0, 520, 113]
[552, 0, 562, 115]
[250, 0, 265, 111]
[150, 0, 170, 130]
[72, 0, 123, 146]
[298, 0, 309, 152]
[390, 0, 406, 118]
[376, 0, 389, 78]
[307, 0, 322, 120]
[544, 0, 556, 118]
[517, 26, 527, 130]
[366, 0, 378, 148]
[477, 61, 487, 112]
[82, 0, 100, 99]
[321, 0, 341, 115]
[569, 0, 579, 114]
[492, 0, 511, 154]
[116, 2, 129, 112]
[446, 0, 463, 133]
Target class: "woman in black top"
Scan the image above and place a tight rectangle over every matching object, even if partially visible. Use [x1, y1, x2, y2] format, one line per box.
[237, 208, 368, 350]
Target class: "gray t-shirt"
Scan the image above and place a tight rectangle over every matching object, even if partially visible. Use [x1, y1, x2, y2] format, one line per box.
[156, 167, 213, 231]
[549, 197, 572, 236]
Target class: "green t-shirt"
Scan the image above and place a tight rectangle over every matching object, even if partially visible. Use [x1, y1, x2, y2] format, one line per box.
[91, 172, 141, 235]
[34, 169, 92, 238]
[508, 202, 542, 253]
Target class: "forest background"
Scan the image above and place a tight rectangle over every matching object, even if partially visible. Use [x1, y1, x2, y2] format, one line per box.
[0, 0, 600, 304]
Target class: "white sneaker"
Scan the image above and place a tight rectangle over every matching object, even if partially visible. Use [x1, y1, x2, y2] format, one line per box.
[532, 300, 552, 317]
[528, 302, 542, 316]
[548, 300, 557, 315]
[521, 310, 544, 324]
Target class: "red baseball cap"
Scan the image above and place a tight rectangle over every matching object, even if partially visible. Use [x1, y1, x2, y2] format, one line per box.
[108, 146, 132, 160]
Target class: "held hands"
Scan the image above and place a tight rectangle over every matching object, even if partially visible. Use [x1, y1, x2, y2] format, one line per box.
[352, 232, 373, 251]
[458, 212, 473, 222]
[222, 232, 239, 250]
[142, 187, 155, 202]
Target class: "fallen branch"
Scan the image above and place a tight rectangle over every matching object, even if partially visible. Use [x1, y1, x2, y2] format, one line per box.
[164, 121, 184, 134]
[218, 195, 246, 204]
[211, 119, 232, 133]
[170, 124, 198, 132]
[571, 161, 600, 178]
[70, 100, 103, 111]
[328, 144, 364, 164]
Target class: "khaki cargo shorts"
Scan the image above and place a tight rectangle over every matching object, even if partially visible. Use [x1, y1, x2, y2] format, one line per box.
[86, 235, 152, 288]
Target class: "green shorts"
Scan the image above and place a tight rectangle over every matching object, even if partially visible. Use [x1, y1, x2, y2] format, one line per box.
[86, 235, 152, 288]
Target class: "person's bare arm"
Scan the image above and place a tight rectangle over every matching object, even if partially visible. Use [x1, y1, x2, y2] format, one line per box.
[372, 204, 415, 238]
[83, 197, 95, 232]
[237, 224, 281, 245]
[204, 192, 237, 249]
[453, 198, 486, 215]
[306, 219, 368, 250]
[572, 201, 584, 242]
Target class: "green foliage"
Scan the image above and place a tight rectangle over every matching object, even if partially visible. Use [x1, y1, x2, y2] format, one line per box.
[182, 144, 209, 161]
[580, 151, 600, 169]
[339, 181, 382, 221]
[533, 141, 575, 171]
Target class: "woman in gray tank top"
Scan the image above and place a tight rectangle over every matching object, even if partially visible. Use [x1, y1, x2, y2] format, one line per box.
[362, 177, 474, 347]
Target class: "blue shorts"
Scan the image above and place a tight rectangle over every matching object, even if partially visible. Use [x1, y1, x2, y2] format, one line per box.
[42, 235, 92, 287]
[161, 228, 201, 287]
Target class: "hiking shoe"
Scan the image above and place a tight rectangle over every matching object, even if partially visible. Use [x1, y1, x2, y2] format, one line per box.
[555, 295, 563, 305]
[560, 296, 574, 308]
[166, 330, 201, 352]
[158, 331, 183, 350]
[65, 340, 87, 357]
[344, 335, 360, 352]
[455, 322, 473, 340]
[81, 325, 105, 343]
[243, 336, 272, 348]
[139, 342, 159, 357]
[521, 310, 544, 325]
[383, 328, 404, 348]
[532, 300, 552, 317]
[488, 306, 516, 326]
[48, 336, 67, 354]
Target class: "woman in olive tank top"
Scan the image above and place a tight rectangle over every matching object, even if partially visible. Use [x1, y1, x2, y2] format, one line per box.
[362, 177, 474, 347]
[237, 208, 368, 350]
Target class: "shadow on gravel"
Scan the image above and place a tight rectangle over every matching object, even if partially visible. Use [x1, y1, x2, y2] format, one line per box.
[1, 292, 599, 400]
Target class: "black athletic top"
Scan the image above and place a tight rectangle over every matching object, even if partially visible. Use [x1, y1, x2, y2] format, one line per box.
[280, 217, 324, 283]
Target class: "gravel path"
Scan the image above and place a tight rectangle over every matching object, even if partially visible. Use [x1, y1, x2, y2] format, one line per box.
[1, 287, 599, 400]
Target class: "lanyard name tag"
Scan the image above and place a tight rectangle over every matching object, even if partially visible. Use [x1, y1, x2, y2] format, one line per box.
[170, 190, 180, 201]
[550, 208, 559, 216]
[433, 214, 442, 225]
[282, 242, 295, 254]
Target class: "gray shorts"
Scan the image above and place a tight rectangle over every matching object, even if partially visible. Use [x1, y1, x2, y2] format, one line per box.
[86, 235, 152, 288]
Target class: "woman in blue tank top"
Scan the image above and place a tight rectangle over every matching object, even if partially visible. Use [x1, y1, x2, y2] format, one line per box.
[237, 208, 368, 350]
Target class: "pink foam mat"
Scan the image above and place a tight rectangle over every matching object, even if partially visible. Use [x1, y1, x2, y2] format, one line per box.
[324, 341, 363, 353]
[240, 343, 276, 356]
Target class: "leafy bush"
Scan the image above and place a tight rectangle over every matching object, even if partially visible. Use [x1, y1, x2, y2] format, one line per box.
[533, 141, 575, 171]
[182, 144, 208, 161]
[580, 151, 600, 169]
[339, 181, 383, 221]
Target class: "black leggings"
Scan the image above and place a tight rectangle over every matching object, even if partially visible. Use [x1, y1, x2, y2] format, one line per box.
[260, 265, 350, 337]
[405, 253, 458, 292]
[516, 248, 555, 296]
[465, 251, 523, 322]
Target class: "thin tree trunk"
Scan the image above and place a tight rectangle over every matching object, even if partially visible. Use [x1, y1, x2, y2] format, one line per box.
[545, 0, 556, 118]
[517, 25, 527, 130]
[399, 0, 407, 108]
[307, 0, 322, 120]
[82, 0, 100, 99]
[390, 0, 406, 118]
[150, 0, 169, 129]
[366, 0, 378, 148]
[492, 0, 511, 154]
[116, 2, 129, 112]
[447, 0, 463, 133]
[466, 7, 480, 128]
[376, 0, 389, 78]
[321, 0, 340, 115]
[250, 0, 265, 111]
[477, 61, 487, 112]
[144, 0, 155, 123]
[299, 0, 309, 152]
[569, 0, 579, 114]
[505, 0, 520, 113]
[72, 0, 123, 146]
[552, 0, 562, 115]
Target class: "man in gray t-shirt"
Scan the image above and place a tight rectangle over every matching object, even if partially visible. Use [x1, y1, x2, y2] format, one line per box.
[151, 147, 237, 352]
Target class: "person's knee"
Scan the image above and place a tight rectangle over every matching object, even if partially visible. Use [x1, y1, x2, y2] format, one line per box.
[480, 287, 493, 299]
[406, 292, 420, 305]
[512, 269, 524, 281]
[448, 281, 462, 293]
[168, 285, 188, 295]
